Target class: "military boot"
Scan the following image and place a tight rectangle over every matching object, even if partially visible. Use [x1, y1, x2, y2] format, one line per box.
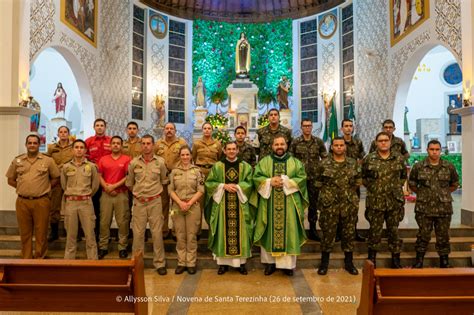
[48, 223, 59, 242]
[412, 252, 424, 269]
[344, 252, 358, 275]
[440, 255, 452, 268]
[368, 249, 377, 268]
[317, 252, 330, 275]
[308, 222, 321, 242]
[391, 253, 402, 269]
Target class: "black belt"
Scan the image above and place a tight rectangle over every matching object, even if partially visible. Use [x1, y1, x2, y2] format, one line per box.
[197, 164, 213, 169]
[18, 194, 48, 200]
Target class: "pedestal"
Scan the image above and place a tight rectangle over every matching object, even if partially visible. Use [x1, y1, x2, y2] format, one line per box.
[193, 108, 208, 130]
[0, 106, 39, 211]
[279, 109, 292, 129]
[453, 107, 474, 226]
[226, 79, 259, 112]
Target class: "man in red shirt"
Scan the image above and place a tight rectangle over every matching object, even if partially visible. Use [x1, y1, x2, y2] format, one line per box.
[97, 136, 131, 259]
[85, 118, 112, 241]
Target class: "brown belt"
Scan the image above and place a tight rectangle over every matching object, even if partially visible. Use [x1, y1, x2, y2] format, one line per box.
[135, 194, 161, 203]
[18, 194, 48, 200]
[197, 164, 213, 169]
[65, 195, 91, 201]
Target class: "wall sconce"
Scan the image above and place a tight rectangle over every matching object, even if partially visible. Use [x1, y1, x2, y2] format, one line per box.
[19, 88, 30, 107]
[463, 87, 472, 107]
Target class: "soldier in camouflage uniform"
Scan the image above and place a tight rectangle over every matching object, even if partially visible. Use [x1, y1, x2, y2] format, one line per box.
[409, 140, 459, 268]
[257, 108, 292, 159]
[289, 118, 327, 241]
[235, 126, 256, 167]
[315, 137, 360, 275]
[368, 119, 409, 160]
[362, 131, 407, 268]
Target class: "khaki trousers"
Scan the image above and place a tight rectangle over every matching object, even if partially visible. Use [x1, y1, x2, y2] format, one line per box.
[132, 197, 165, 269]
[64, 199, 98, 260]
[172, 203, 201, 267]
[49, 185, 63, 224]
[99, 192, 130, 250]
[16, 196, 50, 259]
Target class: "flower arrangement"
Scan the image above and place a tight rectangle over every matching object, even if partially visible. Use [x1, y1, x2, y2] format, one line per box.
[210, 90, 227, 105]
[205, 113, 228, 129]
[258, 113, 270, 128]
[213, 129, 231, 145]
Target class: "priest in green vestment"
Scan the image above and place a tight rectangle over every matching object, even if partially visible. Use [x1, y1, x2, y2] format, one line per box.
[253, 135, 308, 276]
[205, 141, 255, 275]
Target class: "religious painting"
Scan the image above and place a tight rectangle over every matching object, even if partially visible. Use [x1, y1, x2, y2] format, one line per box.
[318, 13, 337, 39]
[61, 0, 98, 47]
[390, 0, 430, 47]
[149, 12, 168, 39]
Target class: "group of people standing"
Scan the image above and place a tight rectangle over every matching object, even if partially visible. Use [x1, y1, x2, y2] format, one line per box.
[5, 108, 459, 276]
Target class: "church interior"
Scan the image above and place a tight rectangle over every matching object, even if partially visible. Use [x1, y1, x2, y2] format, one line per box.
[1, 0, 474, 314]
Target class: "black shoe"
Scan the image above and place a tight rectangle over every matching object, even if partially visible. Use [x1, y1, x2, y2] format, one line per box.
[217, 265, 228, 275]
[98, 249, 108, 260]
[368, 249, 377, 268]
[264, 263, 276, 276]
[283, 269, 294, 276]
[344, 252, 358, 275]
[239, 264, 248, 275]
[317, 251, 330, 275]
[308, 229, 321, 242]
[412, 252, 424, 269]
[119, 250, 128, 259]
[157, 267, 167, 275]
[355, 232, 366, 242]
[391, 253, 402, 269]
[187, 267, 196, 274]
[175, 266, 186, 274]
[48, 223, 59, 242]
[440, 255, 452, 268]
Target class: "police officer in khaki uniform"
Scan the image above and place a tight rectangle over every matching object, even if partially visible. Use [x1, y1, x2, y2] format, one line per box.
[409, 140, 459, 268]
[6, 135, 60, 259]
[192, 122, 222, 179]
[122, 121, 142, 158]
[155, 122, 188, 238]
[61, 139, 99, 259]
[126, 134, 169, 275]
[168, 146, 204, 275]
[46, 125, 74, 242]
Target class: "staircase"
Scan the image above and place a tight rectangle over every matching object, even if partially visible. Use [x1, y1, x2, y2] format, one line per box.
[0, 210, 472, 269]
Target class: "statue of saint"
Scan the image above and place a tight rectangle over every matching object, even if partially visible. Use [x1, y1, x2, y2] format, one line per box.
[235, 33, 251, 79]
[154, 95, 166, 128]
[194, 76, 206, 109]
[52, 82, 67, 118]
[277, 76, 291, 110]
[447, 99, 459, 134]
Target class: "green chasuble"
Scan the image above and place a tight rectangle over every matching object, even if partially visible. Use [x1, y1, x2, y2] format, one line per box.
[253, 153, 308, 255]
[205, 159, 255, 258]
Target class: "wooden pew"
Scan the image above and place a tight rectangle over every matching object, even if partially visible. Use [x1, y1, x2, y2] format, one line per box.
[0, 253, 147, 314]
[357, 260, 474, 315]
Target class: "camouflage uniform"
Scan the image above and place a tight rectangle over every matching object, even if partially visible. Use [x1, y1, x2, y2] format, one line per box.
[289, 135, 327, 225]
[408, 158, 459, 255]
[257, 124, 292, 159]
[345, 137, 366, 160]
[315, 157, 361, 252]
[362, 152, 407, 253]
[369, 136, 409, 159]
[237, 141, 257, 167]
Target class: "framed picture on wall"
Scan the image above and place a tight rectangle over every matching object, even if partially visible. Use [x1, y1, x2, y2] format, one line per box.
[390, 0, 430, 47]
[61, 0, 98, 47]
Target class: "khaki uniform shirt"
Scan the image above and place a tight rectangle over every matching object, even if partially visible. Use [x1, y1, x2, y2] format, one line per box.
[168, 165, 204, 201]
[46, 142, 74, 169]
[155, 137, 188, 170]
[61, 160, 100, 196]
[6, 153, 60, 197]
[126, 155, 168, 198]
[122, 137, 142, 158]
[192, 138, 222, 167]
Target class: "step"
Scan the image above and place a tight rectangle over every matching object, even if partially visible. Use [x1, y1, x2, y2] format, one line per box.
[0, 249, 470, 269]
[0, 235, 472, 254]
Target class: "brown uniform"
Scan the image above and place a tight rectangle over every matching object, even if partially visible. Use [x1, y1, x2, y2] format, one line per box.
[168, 165, 204, 267]
[46, 142, 74, 224]
[5, 153, 60, 259]
[61, 160, 99, 259]
[192, 138, 222, 179]
[126, 155, 168, 269]
[155, 137, 188, 235]
[123, 137, 142, 158]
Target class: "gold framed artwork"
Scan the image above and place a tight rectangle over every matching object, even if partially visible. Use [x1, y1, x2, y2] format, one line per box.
[149, 12, 168, 39]
[318, 13, 337, 39]
[60, 0, 98, 47]
[390, 0, 430, 47]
